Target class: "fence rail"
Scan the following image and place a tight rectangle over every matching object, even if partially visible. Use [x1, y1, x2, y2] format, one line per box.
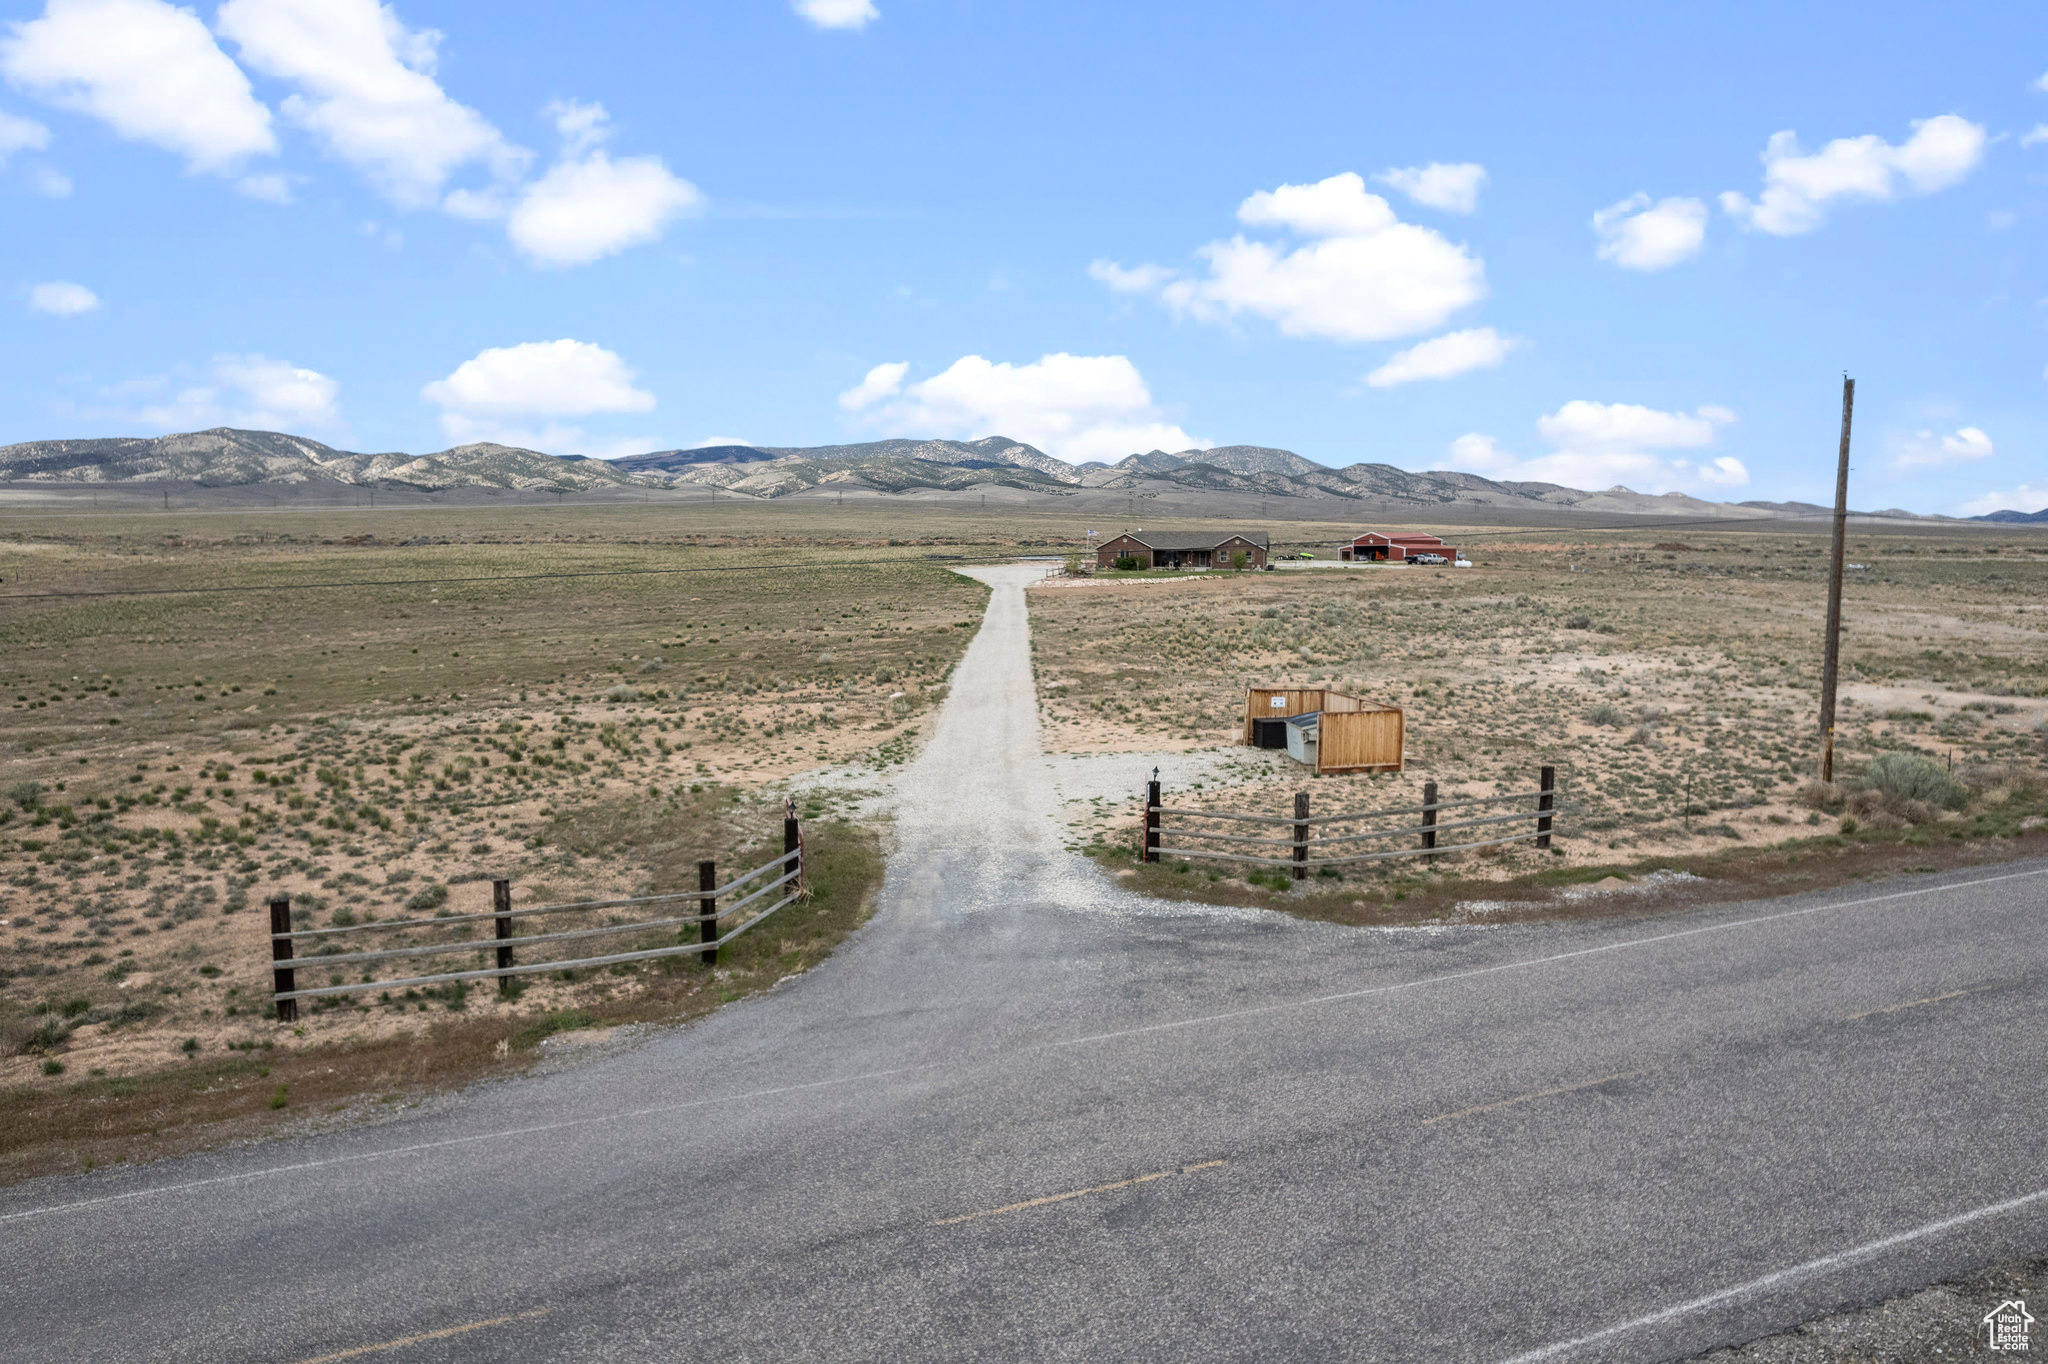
[1142, 769, 1566, 880]
[266, 812, 804, 1020]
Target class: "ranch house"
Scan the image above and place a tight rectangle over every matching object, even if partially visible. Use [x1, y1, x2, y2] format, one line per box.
[1095, 530, 1270, 570]
[1338, 532, 1460, 563]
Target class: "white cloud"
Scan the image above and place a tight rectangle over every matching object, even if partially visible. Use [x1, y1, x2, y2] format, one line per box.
[237, 171, 292, 202]
[1592, 193, 1708, 270]
[1365, 327, 1515, 387]
[27, 279, 97, 315]
[1894, 425, 1994, 467]
[794, 0, 878, 30]
[1695, 456, 1750, 486]
[1237, 170, 1395, 236]
[844, 352, 1203, 464]
[1721, 114, 1986, 236]
[1, 0, 276, 173]
[1108, 171, 1484, 343]
[423, 338, 657, 449]
[139, 353, 340, 430]
[2024, 125, 2048, 149]
[1087, 259, 1173, 294]
[1955, 483, 2048, 518]
[1437, 400, 1744, 494]
[28, 163, 68, 195]
[544, 98, 608, 156]
[0, 108, 49, 161]
[1537, 399, 1730, 452]
[838, 361, 907, 412]
[507, 146, 701, 266]
[217, 0, 526, 209]
[423, 339, 655, 422]
[1375, 162, 1485, 214]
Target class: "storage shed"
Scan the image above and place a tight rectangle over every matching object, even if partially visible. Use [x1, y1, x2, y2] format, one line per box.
[1242, 687, 1404, 773]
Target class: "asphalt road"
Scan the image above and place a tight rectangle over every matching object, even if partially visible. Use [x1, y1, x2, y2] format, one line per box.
[4, 564, 2044, 1364]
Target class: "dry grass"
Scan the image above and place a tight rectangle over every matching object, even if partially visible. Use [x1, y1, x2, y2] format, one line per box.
[0, 818, 884, 1183]
[0, 508, 986, 1102]
[1029, 528, 2048, 900]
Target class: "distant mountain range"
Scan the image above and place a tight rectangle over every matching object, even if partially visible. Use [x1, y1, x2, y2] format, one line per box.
[0, 426, 2027, 521]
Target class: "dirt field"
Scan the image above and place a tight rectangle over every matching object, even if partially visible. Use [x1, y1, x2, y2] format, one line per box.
[0, 505, 990, 1112]
[5, 499, 2047, 1174]
[1027, 528, 2048, 908]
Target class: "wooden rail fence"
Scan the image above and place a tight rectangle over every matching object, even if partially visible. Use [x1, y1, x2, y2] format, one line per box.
[266, 811, 804, 1022]
[1142, 768, 1565, 880]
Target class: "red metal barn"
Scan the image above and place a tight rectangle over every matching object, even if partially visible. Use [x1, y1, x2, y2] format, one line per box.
[1338, 532, 1460, 563]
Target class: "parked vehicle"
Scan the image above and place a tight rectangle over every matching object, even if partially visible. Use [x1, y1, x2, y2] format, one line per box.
[1410, 552, 1448, 565]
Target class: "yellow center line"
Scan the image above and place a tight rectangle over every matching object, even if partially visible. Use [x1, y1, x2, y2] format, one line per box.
[933, 1160, 1229, 1227]
[288, 1308, 550, 1364]
[1421, 1071, 1643, 1127]
[1844, 985, 1992, 1022]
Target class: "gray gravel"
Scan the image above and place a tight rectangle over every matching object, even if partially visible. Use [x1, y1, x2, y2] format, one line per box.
[1, 564, 2044, 1364]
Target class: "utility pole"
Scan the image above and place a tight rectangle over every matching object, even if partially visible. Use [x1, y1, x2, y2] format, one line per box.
[1818, 375, 1854, 783]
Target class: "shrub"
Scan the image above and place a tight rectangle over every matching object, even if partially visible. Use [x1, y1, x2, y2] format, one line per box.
[1586, 703, 1625, 728]
[1114, 555, 1141, 571]
[1564, 614, 1593, 630]
[405, 882, 449, 913]
[6, 780, 40, 808]
[1800, 780, 1844, 812]
[604, 685, 640, 702]
[1860, 754, 1967, 812]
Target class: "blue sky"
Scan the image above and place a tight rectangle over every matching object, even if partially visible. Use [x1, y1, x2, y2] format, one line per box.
[1, 0, 2044, 514]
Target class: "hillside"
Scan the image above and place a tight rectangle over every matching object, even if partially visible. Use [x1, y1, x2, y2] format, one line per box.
[0, 426, 1975, 521]
[0, 428, 636, 492]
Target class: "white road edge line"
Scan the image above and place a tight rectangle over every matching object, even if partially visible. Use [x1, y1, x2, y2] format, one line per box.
[1490, 1184, 2048, 1363]
[1053, 864, 2048, 1048]
[0, 1065, 912, 1224]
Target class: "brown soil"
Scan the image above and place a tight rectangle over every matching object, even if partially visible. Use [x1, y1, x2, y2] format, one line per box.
[0, 819, 884, 1185]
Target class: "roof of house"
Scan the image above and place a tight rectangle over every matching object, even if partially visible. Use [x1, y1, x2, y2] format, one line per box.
[1112, 530, 1271, 551]
[1353, 532, 1449, 544]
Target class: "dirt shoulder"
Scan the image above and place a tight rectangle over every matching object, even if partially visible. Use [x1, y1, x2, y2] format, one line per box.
[1083, 778, 2048, 930]
[1688, 1255, 2048, 1362]
[0, 816, 884, 1186]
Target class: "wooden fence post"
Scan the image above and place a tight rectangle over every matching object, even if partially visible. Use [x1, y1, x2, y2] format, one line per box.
[785, 807, 801, 892]
[699, 859, 718, 967]
[268, 896, 297, 1023]
[492, 878, 514, 993]
[1537, 766, 1556, 850]
[1422, 780, 1439, 864]
[1144, 780, 1161, 863]
[1292, 791, 1309, 882]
